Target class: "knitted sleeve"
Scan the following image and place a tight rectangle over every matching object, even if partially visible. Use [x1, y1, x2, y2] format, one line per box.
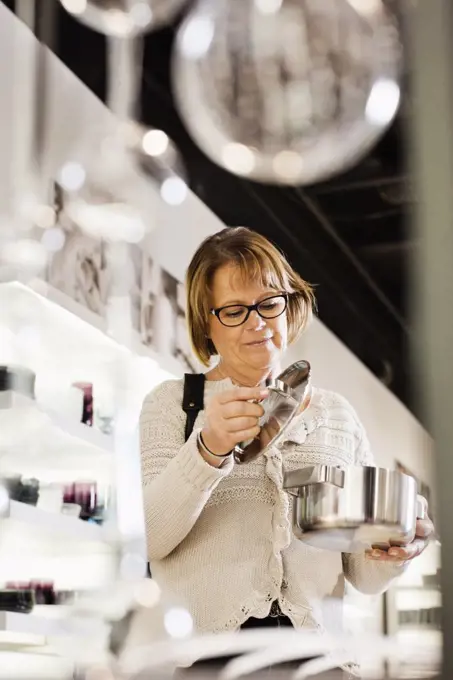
[140, 379, 233, 561]
[341, 397, 407, 593]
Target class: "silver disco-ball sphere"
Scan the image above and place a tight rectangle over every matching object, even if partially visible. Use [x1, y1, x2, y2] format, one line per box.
[59, 0, 187, 37]
[173, 0, 402, 185]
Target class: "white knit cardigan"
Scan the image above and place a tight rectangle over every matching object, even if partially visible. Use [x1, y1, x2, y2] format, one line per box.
[140, 377, 405, 635]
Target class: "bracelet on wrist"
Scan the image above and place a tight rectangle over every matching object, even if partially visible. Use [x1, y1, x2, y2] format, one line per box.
[198, 431, 232, 459]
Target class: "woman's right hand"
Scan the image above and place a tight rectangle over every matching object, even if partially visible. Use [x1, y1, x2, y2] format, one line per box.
[201, 386, 269, 456]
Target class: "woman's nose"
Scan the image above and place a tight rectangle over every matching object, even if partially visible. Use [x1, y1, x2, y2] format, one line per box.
[246, 310, 265, 330]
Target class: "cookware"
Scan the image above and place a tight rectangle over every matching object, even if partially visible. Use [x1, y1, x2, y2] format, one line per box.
[283, 464, 426, 552]
[233, 360, 311, 464]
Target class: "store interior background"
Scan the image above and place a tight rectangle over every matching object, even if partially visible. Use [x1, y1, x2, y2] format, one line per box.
[0, 1, 441, 678]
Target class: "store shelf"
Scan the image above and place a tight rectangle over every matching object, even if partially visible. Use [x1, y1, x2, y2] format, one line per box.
[2, 391, 113, 455]
[0, 279, 180, 428]
[4, 501, 108, 543]
[0, 649, 74, 680]
[0, 606, 106, 639]
[0, 278, 181, 374]
[30, 394, 113, 455]
[54, 416, 113, 454]
[0, 608, 67, 637]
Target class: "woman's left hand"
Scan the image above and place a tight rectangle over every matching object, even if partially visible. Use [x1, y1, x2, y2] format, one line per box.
[366, 501, 435, 564]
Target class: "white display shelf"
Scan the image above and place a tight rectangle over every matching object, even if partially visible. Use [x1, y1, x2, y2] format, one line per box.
[4, 500, 108, 543]
[0, 608, 68, 637]
[53, 415, 113, 454]
[0, 649, 74, 680]
[7, 392, 114, 455]
[0, 278, 182, 376]
[0, 279, 180, 429]
[0, 606, 105, 639]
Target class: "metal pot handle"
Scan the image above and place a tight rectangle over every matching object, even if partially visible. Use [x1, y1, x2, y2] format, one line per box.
[283, 465, 345, 492]
[416, 494, 427, 520]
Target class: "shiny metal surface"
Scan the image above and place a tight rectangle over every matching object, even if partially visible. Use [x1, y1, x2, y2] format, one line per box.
[284, 465, 421, 552]
[233, 360, 311, 464]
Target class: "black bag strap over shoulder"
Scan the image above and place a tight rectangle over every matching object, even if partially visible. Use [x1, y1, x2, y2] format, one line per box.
[147, 373, 205, 579]
[182, 373, 206, 442]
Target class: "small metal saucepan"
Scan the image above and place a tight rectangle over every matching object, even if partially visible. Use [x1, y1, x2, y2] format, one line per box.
[283, 465, 426, 553]
[233, 360, 312, 464]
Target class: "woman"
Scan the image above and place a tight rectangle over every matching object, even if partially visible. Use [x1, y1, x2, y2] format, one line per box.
[140, 227, 433, 664]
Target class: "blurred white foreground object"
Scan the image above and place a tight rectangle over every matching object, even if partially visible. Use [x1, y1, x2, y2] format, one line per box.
[173, 0, 402, 185]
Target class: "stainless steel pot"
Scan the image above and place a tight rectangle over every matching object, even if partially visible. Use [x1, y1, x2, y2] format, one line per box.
[233, 360, 312, 464]
[283, 465, 426, 552]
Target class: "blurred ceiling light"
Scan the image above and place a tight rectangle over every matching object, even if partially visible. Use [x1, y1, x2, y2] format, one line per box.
[272, 150, 303, 181]
[255, 0, 283, 15]
[130, 2, 153, 27]
[178, 16, 215, 59]
[142, 129, 170, 157]
[66, 200, 145, 243]
[34, 205, 57, 229]
[222, 143, 256, 175]
[123, 121, 187, 197]
[160, 176, 188, 206]
[41, 226, 66, 252]
[164, 607, 193, 639]
[134, 579, 161, 608]
[365, 78, 401, 125]
[58, 162, 87, 192]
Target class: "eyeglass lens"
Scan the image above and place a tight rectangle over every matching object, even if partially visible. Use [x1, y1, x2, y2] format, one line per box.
[219, 295, 287, 326]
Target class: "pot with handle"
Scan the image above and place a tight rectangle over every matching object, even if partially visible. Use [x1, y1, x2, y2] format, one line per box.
[283, 465, 426, 553]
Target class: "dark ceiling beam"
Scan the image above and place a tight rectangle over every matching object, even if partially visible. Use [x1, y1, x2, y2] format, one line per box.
[293, 189, 409, 334]
[331, 213, 408, 249]
[333, 207, 403, 223]
[358, 240, 417, 258]
[313, 174, 409, 195]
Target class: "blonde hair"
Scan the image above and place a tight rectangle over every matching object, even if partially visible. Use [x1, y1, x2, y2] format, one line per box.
[186, 227, 316, 366]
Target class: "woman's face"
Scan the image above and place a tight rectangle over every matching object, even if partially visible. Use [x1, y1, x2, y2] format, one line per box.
[208, 263, 288, 373]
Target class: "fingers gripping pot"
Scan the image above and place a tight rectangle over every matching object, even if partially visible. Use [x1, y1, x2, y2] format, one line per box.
[283, 465, 427, 553]
[233, 360, 312, 464]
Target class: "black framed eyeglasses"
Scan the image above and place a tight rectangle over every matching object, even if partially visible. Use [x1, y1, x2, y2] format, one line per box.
[210, 294, 289, 328]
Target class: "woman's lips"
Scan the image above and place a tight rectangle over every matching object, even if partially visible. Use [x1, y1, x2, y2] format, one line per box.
[246, 338, 272, 347]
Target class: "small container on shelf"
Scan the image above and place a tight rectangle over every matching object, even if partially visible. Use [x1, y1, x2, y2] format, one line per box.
[17, 478, 40, 506]
[74, 481, 97, 521]
[0, 365, 36, 409]
[3, 476, 40, 506]
[72, 382, 94, 427]
[1, 474, 21, 500]
[0, 588, 35, 614]
[63, 480, 99, 521]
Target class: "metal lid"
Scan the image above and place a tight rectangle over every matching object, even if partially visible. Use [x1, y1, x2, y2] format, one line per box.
[234, 360, 311, 464]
